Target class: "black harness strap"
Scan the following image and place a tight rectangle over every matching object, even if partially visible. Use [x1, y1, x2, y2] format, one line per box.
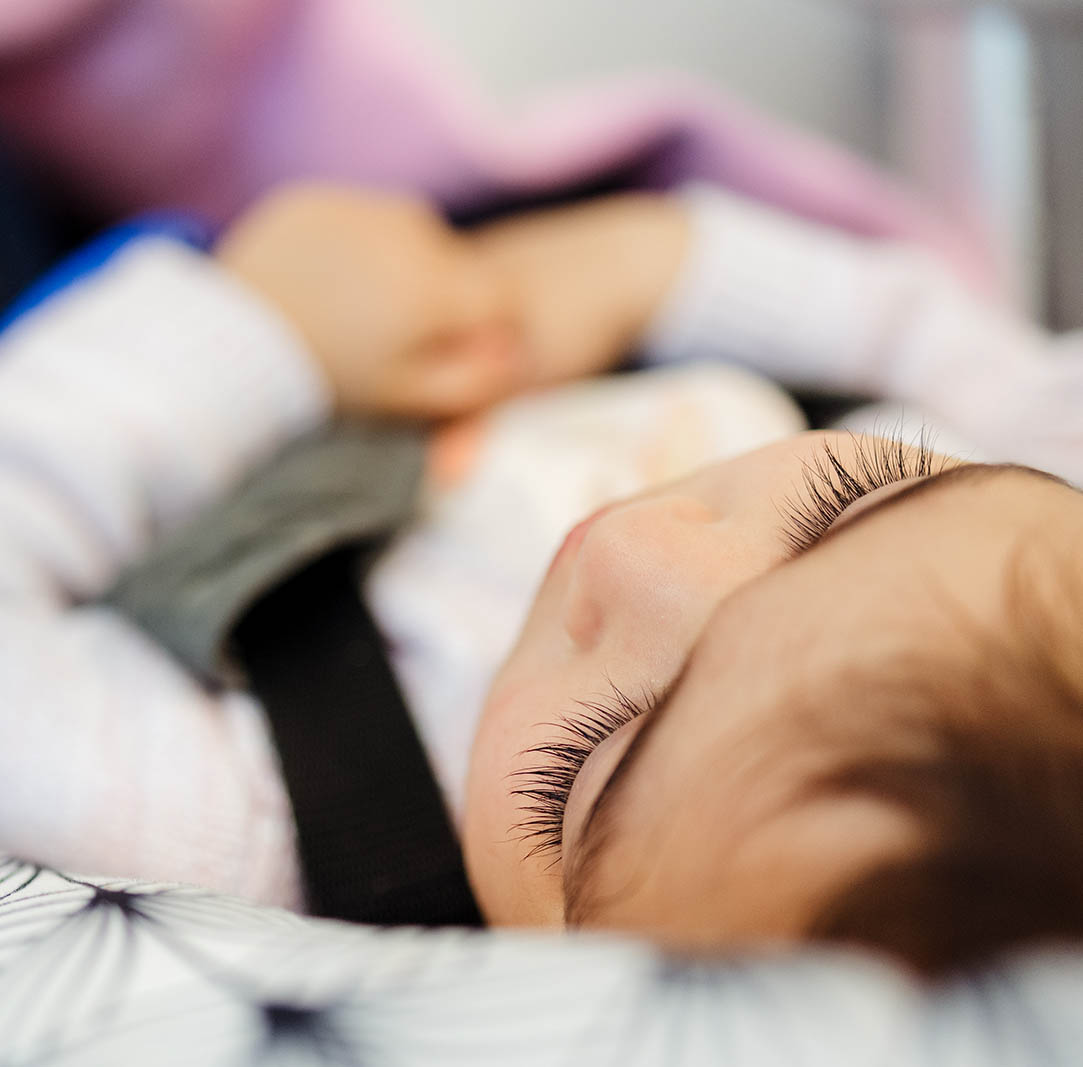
[233, 546, 483, 927]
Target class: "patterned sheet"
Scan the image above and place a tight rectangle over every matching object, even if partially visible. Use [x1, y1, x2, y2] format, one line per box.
[1, 857, 1081, 1065]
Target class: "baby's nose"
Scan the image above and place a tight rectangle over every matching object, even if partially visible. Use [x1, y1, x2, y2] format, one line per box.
[562, 495, 726, 654]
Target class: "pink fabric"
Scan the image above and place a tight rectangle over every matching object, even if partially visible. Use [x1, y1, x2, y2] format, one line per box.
[0, 0, 999, 295]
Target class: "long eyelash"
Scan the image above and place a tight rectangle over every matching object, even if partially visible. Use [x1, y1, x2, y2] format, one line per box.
[509, 684, 656, 863]
[777, 429, 947, 555]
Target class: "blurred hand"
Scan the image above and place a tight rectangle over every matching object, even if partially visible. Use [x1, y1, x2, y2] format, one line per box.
[471, 193, 690, 387]
[217, 185, 523, 419]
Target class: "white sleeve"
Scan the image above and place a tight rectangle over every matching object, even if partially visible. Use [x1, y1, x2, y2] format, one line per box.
[0, 239, 326, 906]
[640, 185, 1083, 486]
[0, 238, 331, 601]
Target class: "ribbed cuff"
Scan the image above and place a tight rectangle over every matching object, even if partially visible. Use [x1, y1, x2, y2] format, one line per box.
[640, 184, 946, 397]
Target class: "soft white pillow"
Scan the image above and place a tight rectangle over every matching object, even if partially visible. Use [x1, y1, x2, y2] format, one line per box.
[1, 856, 1082, 1066]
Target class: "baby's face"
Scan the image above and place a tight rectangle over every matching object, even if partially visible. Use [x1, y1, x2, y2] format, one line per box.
[462, 431, 1083, 947]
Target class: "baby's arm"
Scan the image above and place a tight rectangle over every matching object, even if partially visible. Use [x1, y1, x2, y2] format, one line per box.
[0, 236, 328, 904]
[478, 186, 1082, 484]
[474, 185, 1026, 402]
[643, 187, 1083, 483]
[635, 185, 1036, 401]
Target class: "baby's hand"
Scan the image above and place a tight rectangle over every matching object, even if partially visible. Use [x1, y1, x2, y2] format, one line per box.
[217, 185, 523, 418]
[471, 194, 690, 387]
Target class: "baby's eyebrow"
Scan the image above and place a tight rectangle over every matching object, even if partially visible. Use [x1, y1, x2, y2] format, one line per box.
[561, 461, 1070, 921]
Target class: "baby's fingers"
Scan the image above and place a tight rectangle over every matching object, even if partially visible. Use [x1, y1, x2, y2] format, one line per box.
[378, 325, 528, 419]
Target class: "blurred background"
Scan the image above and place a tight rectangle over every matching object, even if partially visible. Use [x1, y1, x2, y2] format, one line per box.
[1, 0, 1081, 328]
[406, 0, 1082, 327]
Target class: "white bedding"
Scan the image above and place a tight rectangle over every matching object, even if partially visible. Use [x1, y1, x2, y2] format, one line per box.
[1, 856, 1080, 1066]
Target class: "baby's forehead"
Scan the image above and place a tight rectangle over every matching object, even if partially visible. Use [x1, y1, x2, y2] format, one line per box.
[687, 476, 1062, 701]
[596, 467, 1074, 816]
[750, 463, 1076, 646]
[566, 466, 1083, 927]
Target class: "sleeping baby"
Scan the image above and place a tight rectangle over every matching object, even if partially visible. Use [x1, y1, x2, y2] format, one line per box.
[3, 183, 1083, 977]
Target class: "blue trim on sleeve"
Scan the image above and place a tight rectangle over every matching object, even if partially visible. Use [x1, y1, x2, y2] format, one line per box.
[0, 213, 216, 333]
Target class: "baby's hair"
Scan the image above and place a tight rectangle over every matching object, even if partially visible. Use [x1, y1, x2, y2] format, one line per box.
[803, 538, 1083, 976]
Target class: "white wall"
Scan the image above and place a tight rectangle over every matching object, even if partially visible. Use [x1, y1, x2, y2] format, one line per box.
[402, 0, 885, 158]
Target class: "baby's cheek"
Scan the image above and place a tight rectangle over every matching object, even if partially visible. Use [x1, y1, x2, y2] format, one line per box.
[462, 690, 563, 926]
[463, 684, 527, 842]
[460, 717, 506, 910]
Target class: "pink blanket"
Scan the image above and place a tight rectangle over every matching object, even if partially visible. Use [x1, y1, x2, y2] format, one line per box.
[0, 0, 997, 294]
